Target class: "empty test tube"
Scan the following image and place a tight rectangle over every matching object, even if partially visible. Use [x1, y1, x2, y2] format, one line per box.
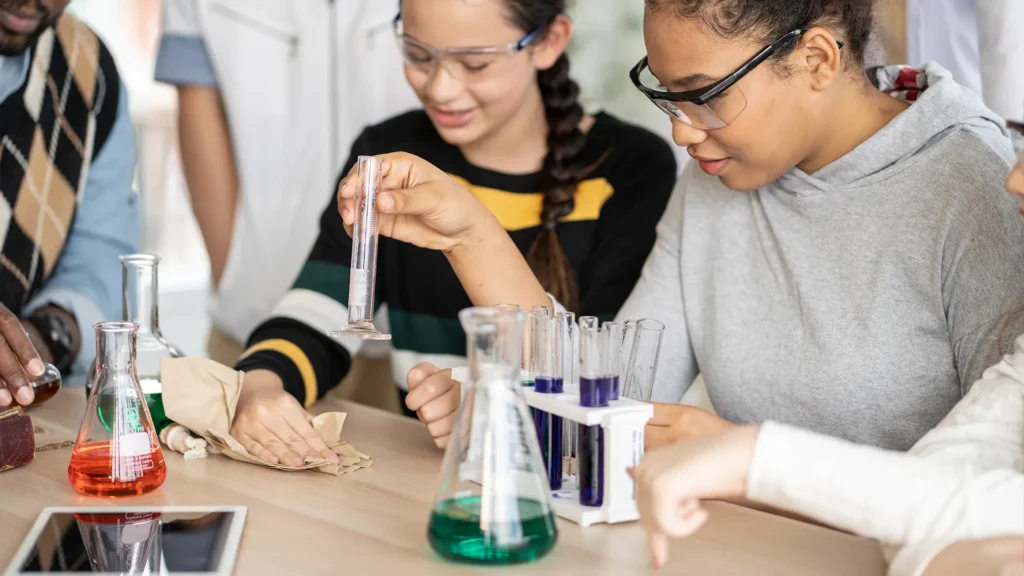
[332, 156, 390, 341]
[602, 321, 623, 401]
[555, 312, 577, 481]
[623, 319, 665, 402]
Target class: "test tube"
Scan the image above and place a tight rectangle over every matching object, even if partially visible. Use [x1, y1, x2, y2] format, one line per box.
[555, 312, 577, 481]
[332, 156, 390, 341]
[622, 319, 638, 377]
[623, 319, 665, 402]
[602, 321, 623, 401]
[532, 317, 563, 490]
[578, 321, 604, 506]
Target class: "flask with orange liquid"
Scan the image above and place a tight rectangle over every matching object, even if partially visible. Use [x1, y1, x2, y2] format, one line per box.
[69, 322, 166, 497]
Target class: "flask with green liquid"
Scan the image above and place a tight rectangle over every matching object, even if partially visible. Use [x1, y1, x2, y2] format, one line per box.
[427, 307, 558, 565]
[85, 255, 181, 433]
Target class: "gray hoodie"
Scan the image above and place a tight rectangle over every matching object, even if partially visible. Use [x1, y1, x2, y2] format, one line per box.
[617, 63, 1024, 451]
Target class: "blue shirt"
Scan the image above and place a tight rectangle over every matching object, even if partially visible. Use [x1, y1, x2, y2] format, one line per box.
[0, 50, 139, 380]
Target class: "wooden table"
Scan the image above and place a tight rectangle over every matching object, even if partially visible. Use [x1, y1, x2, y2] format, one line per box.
[1, 390, 887, 575]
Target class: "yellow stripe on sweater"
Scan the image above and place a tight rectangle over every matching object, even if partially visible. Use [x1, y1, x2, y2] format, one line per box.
[449, 176, 615, 232]
[239, 339, 318, 408]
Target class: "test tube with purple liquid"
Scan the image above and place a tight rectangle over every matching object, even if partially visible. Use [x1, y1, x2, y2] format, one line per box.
[533, 316, 563, 490]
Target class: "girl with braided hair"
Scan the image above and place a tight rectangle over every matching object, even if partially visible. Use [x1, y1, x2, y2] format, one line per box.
[227, 0, 676, 465]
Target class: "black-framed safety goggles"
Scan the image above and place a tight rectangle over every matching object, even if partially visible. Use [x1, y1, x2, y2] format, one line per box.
[630, 29, 843, 129]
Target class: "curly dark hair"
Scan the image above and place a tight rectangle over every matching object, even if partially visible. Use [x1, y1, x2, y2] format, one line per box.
[645, 0, 876, 69]
[503, 0, 588, 311]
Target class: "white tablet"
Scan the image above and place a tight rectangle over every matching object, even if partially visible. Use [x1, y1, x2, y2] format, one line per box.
[4, 506, 247, 575]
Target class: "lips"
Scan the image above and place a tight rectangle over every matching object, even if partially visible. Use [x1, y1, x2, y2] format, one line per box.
[0, 8, 43, 34]
[427, 106, 476, 129]
[692, 155, 731, 176]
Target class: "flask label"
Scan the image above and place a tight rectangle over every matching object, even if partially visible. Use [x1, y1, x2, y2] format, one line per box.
[118, 432, 152, 457]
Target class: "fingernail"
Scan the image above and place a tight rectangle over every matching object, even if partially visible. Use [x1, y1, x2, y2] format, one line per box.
[0, 389, 11, 405]
[28, 359, 44, 376]
[17, 387, 34, 405]
[380, 193, 394, 212]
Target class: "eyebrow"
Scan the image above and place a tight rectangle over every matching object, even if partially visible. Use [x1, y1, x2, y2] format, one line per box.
[668, 72, 720, 90]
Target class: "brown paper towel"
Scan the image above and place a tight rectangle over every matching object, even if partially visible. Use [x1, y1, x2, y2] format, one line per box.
[160, 358, 371, 475]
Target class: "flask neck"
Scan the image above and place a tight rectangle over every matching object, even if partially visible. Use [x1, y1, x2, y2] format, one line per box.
[461, 310, 524, 383]
[121, 255, 161, 335]
[95, 323, 137, 372]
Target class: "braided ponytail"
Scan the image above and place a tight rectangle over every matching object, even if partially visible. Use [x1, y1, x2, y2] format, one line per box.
[505, 0, 589, 311]
[528, 54, 586, 311]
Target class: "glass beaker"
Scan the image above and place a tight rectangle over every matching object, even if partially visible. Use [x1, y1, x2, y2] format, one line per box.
[69, 322, 167, 497]
[428, 308, 557, 565]
[75, 511, 162, 574]
[623, 319, 665, 402]
[86, 255, 183, 433]
[332, 156, 390, 341]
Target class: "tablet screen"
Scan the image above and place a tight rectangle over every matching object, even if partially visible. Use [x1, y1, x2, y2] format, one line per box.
[11, 508, 244, 574]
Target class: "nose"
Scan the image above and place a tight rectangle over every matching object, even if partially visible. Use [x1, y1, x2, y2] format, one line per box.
[672, 118, 708, 148]
[425, 62, 464, 105]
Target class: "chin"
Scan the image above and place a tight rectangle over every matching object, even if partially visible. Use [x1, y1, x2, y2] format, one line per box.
[432, 122, 485, 147]
[717, 170, 768, 192]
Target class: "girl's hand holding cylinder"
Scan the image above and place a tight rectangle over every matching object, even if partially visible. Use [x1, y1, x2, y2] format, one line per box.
[336, 152, 493, 253]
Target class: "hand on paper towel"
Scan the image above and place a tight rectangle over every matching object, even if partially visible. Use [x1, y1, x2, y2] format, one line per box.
[159, 358, 372, 475]
[629, 425, 761, 568]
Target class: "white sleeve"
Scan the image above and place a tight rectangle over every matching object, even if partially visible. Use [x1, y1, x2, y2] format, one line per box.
[975, 0, 1024, 123]
[746, 421, 1024, 545]
[614, 172, 697, 403]
[746, 337, 1024, 576]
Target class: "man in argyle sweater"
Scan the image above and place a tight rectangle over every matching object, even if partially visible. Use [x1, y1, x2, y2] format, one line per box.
[0, 0, 137, 407]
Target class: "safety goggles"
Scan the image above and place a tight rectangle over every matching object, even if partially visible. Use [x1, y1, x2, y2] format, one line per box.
[393, 13, 542, 84]
[630, 29, 843, 130]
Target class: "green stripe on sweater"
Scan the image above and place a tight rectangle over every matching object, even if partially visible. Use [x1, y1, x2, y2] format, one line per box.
[389, 308, 466, 357]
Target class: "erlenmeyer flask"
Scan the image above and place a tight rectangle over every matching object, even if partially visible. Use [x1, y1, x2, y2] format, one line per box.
[86, 255, 183, 433]
[428, 307, 558, 565]
[69, 322, 167, 497]
[75, 512, 162, 574]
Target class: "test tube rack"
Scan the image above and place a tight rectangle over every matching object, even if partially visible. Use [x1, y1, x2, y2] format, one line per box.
[451, 367, 653, 527]
[524, 389, 653, 527]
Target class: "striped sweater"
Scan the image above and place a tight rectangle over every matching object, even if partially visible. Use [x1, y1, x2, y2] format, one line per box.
[235, 110, 677, 411]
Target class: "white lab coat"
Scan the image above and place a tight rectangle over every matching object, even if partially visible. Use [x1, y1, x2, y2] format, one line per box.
[164, 0, 417, 345]
[906, 0, 1024, 123]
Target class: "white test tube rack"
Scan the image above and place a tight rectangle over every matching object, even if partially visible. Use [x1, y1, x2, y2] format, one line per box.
[452, 367, 653, 527]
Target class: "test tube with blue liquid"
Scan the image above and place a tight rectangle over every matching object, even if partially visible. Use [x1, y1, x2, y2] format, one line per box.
[602, 321, 623, 401]
[532, 316, 563, 490]
[577, 318, 607, 507]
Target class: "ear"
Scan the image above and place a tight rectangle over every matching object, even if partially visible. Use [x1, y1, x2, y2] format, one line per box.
[532, 14, 573, 71]
[795, 26, 843, 91]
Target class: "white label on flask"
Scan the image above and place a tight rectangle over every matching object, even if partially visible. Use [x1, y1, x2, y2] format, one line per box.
[118, 432, 152, 457]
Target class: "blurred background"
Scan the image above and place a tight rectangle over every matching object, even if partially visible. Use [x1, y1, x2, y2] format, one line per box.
[65, 0, 911, 358]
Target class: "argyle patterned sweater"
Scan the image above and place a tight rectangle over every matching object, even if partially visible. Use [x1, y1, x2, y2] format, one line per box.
[0, 14, 120, 314]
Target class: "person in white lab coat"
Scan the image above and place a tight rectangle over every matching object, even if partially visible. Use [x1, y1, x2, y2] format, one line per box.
[154, 1, 418, 367]
[906, 0, 1024, 126]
